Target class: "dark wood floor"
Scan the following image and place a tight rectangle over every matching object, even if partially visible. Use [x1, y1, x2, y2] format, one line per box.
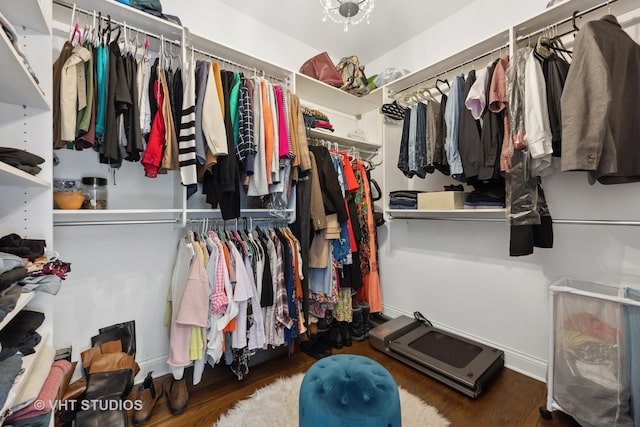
[139, 337, 581, 427]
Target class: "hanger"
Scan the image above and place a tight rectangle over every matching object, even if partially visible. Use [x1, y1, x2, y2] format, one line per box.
[436, 78, 449, 88]
[68, 5, 82, 46]
[97, 12, 103, 44]
[68, 4, 77, 42]
[128, 25, 139, 56]
[572, 10, 580, 33]
[435, 79, 451, 96]
[70, 22, 82, 45]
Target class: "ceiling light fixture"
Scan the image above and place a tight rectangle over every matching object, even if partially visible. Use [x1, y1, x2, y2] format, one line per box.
[320, 0, 375, 32]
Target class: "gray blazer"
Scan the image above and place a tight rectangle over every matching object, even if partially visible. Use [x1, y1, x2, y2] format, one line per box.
[560, 15, 640, 184]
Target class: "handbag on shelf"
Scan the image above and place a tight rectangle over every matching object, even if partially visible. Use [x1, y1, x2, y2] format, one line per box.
[300, 52, 344, 87]
[336, 55, 371, 97]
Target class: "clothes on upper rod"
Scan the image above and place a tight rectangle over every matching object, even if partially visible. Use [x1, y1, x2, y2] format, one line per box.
[51, 28, 317, 219]
[561, 14, 640, 185]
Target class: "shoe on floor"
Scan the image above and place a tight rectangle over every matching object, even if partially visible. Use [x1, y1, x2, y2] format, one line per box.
[166, 377, 189, 416]
[133, 372, 163, 426]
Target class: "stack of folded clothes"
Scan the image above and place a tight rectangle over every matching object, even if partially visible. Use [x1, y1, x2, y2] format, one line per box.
[463, 188, 506, 209]
[0, 148, 45, 176]
[389, 190, 423, 209]
[303, 107, 334, 133]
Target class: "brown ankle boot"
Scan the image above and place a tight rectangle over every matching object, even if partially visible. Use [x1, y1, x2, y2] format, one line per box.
[133, 372, 163, 426]
[166, 377, 188, 415]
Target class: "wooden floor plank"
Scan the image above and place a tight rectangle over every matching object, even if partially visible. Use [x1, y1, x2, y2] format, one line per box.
[138, 338, 580, 427]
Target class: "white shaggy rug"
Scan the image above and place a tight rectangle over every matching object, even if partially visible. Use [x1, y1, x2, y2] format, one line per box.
[214, 373, 450, 427]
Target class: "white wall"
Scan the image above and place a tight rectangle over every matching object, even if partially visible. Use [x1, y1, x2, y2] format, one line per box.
[375, 4, 640, 380]
[368, 0, 549, 74]
[53, 224, 182, 380]
[161, 0, 320, 72]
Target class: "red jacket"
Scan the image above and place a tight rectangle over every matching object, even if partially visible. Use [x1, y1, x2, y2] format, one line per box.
[141, 78, 165, 178]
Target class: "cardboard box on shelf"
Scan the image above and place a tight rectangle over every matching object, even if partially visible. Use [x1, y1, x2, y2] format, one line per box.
[417, 192, 468, 210]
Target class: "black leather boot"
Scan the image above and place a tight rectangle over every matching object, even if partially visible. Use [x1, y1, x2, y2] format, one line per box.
[329, 323, 343, 349]
[317, 310, 333, 334]
[358, 301, 371, 338]
[340, 321, 352, 346]
[350, 305, 365, 341]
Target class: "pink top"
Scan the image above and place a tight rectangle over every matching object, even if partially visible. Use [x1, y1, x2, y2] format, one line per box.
[274, 86, 290, 159]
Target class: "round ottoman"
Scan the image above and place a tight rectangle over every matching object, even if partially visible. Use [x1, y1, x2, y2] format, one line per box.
[299, 354, 401, 427]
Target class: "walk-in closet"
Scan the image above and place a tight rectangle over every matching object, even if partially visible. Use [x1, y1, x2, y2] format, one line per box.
[1, 0, 640, 425]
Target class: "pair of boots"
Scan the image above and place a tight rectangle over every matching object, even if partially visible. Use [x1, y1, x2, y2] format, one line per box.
[133, 373, 189, 426]
[350, 301, 371, 341]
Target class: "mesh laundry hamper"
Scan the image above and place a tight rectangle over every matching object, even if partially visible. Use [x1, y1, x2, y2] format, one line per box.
[299, 354, 401, 427]
[550, 278, 634, 426]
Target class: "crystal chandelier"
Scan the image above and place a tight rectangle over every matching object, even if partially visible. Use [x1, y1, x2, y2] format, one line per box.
[320, 0, 375, 32]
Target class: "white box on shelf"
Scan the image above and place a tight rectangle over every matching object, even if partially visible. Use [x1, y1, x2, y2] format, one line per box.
[417, 192, 468, 210]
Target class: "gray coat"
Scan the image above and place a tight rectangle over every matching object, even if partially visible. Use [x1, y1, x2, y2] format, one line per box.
[560, 15, 640, 184]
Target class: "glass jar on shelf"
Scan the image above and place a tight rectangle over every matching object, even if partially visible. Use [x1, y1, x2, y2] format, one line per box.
[53, 178, 84, 210]
[81, 177, 108, 210]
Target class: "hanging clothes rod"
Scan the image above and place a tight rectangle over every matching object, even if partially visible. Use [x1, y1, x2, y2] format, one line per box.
[54, 219, 180, 227]
[390, 216, 640, 226]
[390, 42, 510, 97]
[186, 217, 289, 226]
[53, 0, 182, 46]
[186, 45, 288, 83]
[516, 0, 619, 43]
[308, 137, 381, 162]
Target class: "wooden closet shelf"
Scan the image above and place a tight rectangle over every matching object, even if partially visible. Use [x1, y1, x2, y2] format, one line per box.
[295, 73, 382, 117]
[0, 328, 51, 423]
[0, 292, 36, 333]
[387, 209, 507, 221]
[0, 29, 50, 110]
[0, 163, 50, 189]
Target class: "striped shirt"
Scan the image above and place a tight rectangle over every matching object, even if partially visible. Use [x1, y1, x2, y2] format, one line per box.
[178, 58, 197, 185]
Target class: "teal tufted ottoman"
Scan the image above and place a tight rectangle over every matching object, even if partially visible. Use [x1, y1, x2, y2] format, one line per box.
[299, 354, 401, 427]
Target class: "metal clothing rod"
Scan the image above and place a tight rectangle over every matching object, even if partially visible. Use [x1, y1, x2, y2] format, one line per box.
[553, 219, 640, 226]
[516, 0, 619, 43]
[391, 216, 640, 226]
[53, 0, 182, 46]
[54, 219, 180, 226]
[390, 42, 510, 96]
[187, 45, 287, 83]
[309, 138, 379, 155]
[186, 217, 288, 224]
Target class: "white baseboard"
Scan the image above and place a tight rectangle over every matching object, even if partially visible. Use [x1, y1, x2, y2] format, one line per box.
[136, 355, 171, 383]
[381, 304, 548, 382]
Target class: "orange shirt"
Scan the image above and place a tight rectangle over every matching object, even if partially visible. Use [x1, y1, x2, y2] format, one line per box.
[261, 80, 275, 184]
